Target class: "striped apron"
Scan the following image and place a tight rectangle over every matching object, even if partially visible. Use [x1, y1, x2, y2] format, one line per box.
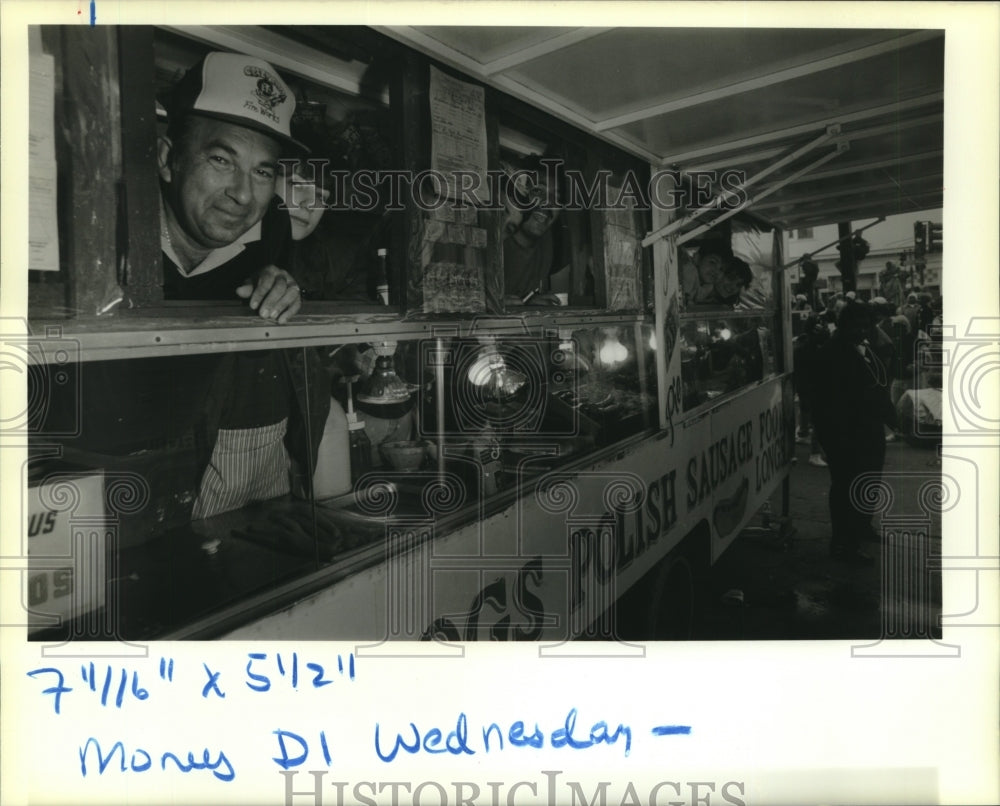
[192, 419, 291, 520]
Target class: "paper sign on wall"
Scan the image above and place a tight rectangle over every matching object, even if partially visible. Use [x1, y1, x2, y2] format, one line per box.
[429, 65, 489, 205]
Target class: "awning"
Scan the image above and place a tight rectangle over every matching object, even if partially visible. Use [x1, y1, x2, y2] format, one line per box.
[381, 26, 943, 230]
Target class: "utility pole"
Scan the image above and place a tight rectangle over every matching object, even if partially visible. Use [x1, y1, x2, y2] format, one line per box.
[836, 221, 857, 293]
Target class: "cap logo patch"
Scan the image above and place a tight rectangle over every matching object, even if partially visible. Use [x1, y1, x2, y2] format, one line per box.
[176, 52, 307, 152]
[243, 65, 287, 113]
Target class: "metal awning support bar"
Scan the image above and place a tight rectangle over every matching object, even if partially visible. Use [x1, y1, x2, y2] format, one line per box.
[641, 125, 840, 248]
[659, 92, 941, 165]
[676, 141, 849, 248]
[758, 149, 944, 190]
[754, 174, 943, 212]
[684, 115, 942, 174]
[780, 216, 885, 270]
[775, 190, 941, 229]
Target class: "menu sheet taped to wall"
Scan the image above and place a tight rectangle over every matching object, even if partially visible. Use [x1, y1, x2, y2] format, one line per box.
[429, 65, 489, 205]
[29, 27, 59, 272]
[603, 186, 642, 310]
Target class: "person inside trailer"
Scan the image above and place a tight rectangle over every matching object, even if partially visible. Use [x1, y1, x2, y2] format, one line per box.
[681, 244, 754, 310]
[710, 256, 754, 307]
[502, 156, 567, 306]
[157, 51, 330, 520]
[159, 53, 303, 318]
[276, 157, 372, 302]
[680, 240, 732, 308]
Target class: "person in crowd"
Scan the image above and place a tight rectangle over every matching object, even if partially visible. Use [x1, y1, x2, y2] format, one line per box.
[896, 370, 943, 450]
[792, 294, 813, 339]
[819, 293, 838, 329]
[878, 260, 905, 310]
[930, 295, 943, 331]
[870, 296, 899, 442]
[793, 312, 829, 467]
[872, 296, 902, 363]
[916, 292, 936, 334]
[900, 292, 921, 331]
[823, 291, 848, 324]
[871, 296, 891, 332]
[796, 255, 820, 311]
[886, 308, 916, 408]
[809, 301, 898, 566]
[158, 51, 330, 519]
[502, 158, 567, 306]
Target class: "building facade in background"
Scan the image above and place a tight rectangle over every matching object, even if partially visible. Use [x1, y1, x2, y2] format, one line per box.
[778, 209, 943, 302]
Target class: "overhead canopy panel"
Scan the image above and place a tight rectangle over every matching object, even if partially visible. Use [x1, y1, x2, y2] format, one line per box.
[382, 26, 944, 230]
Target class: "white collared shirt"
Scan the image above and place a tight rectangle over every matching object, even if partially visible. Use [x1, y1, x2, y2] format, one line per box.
[160, 199, 263, 277]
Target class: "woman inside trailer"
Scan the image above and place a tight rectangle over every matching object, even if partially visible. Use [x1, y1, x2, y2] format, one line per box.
[681, 243, 755, 310]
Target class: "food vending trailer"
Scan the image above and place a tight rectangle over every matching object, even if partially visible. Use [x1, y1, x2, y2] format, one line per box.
[22, 24, 944, 642]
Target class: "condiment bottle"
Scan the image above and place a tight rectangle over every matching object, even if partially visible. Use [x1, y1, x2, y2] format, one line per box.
[374, 248, 389, 305]
[345, 378, 372, 482]
[311, 397, 351, 499]
[290, 397, 351, 500]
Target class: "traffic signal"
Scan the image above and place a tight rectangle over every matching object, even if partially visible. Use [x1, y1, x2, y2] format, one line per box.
[927, 221, 943, 252]
[913, 221, 927, 259]
[851, 234, 869, 261]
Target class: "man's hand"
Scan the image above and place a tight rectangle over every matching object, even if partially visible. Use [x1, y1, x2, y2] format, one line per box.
[236, 265, 301, 323]
[504, 293, 562, 307]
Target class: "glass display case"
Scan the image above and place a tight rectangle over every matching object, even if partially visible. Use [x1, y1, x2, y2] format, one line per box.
[679, 315, 777, 411]
[21, 24, 786, 644]
[27, 319, 656, 641]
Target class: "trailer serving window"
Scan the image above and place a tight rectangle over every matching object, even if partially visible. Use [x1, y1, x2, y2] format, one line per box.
[153, 28, 399, 304]
[676, 241, 781, 412]
[26, 25, 665, 641]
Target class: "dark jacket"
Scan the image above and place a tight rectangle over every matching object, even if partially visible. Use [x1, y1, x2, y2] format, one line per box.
[162, 197, 331, 497]
[792, 316, 829, 401]
[810, 333, 898, 450]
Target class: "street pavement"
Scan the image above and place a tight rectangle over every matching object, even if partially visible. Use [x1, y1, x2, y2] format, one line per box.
[695, 434, 943, 641]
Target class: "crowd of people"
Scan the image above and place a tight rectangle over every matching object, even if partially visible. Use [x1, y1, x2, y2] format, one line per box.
[792, 283, 943, 566]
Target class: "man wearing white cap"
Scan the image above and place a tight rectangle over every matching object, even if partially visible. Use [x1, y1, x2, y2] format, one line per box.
[158, 51, 309, 319]
[157, 52, 330, 520]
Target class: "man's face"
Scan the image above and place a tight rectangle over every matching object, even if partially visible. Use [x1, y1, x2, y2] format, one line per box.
[519, 206, 557, 239]
[516, 181, 559, 240]
[160, 117, 281, 249]
[714, 273, 744, 300]
[697, 253, 724, 285]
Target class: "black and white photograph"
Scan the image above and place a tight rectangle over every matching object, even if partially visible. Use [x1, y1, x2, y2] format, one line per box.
[2, 3, 997, 806]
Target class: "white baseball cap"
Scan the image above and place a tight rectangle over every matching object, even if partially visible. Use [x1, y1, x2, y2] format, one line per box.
[169, 52, 308, 154]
